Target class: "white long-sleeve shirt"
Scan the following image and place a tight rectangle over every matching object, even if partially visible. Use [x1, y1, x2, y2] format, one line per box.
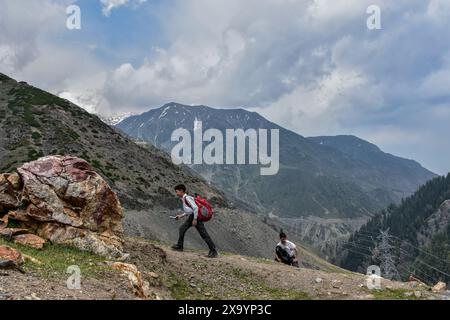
[182, 194, 199, 220]
[277, 240, 297, 258]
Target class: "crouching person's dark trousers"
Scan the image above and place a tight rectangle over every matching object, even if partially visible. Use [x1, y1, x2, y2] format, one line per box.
[276, 246, 299, 268]
[177, 215, 216, 251]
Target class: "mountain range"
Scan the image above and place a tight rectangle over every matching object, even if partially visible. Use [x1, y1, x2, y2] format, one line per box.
[117, 103, 435, 220]
[115, 103, 436, 254]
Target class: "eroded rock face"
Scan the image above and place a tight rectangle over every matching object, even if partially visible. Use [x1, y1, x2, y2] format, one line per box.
[0, 173, 21, 212]
[0, 156, 124, 257]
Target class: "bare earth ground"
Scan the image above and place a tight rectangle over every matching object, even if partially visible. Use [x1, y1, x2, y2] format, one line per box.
[0, 237, 448, 300]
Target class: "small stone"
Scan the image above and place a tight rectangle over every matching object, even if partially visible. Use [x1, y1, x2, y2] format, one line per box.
[331, 279, 341, 289]
[432, 282, 447, 293]
[404, 292, 414, 297]
[30, 293, 41, 300]
[414, 291, 422, 298]
[148, 272, 159, 279]
[315, 277, 323, 284]
[190, 283, 196, 288]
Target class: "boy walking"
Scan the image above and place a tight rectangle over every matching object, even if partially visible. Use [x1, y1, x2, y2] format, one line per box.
[171, 184, 218, 258]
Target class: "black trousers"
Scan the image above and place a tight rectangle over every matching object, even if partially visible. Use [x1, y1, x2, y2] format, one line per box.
[177, 215, 216, 251]
[276, 246, 299, 267]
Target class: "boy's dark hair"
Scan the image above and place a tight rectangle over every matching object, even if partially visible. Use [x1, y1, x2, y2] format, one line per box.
[174, 184, 187, 193]
[279, 232, 287, 239]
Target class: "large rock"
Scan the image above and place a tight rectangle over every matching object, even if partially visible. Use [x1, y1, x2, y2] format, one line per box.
[0, 156, 124, 257]
[0, 245, 24, 269]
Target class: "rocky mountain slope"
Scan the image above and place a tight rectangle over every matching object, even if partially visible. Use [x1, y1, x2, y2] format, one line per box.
[341, 174, 450, 286]
[0, 72, 285, 259]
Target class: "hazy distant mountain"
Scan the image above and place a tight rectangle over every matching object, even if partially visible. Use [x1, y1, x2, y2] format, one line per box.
[117, 103, 436, 220]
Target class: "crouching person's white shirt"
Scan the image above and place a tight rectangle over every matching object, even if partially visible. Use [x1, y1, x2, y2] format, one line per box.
[277, 240, 297, 257]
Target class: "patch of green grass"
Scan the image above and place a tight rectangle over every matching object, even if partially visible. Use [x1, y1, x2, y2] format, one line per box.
[370, 288, 421, 300]
[31, 131, 42, 140]
[0, 238, 113, 279]
[64, 128, 80, 141]
[6, 219, 22, 229]
[23, 105, 40, 128]
[166, 272, 194, 300]
[91, 160, 103, 169]
[262, 286, 311, 300]
[1, 160, 17, 172]
[27, 148, 44, 161]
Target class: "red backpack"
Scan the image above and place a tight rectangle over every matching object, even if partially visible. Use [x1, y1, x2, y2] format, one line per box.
[184, 195, 213, 222]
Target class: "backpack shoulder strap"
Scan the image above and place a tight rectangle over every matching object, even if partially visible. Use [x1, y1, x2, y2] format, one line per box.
[184, 196, 193, 208]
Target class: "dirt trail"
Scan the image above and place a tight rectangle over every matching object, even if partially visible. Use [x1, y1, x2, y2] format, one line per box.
[125, 238, 441, 300]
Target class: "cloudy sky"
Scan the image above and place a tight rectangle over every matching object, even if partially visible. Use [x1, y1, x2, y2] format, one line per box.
[1, 0, 450, 174]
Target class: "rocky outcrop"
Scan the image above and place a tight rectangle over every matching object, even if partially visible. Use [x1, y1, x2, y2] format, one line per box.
[0, 156, 124, 257]
[110, 262, 151, 299]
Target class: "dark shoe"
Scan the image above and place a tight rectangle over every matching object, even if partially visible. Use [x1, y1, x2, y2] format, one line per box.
[171, 245, 183, 252]
[207, 250, 218, 258]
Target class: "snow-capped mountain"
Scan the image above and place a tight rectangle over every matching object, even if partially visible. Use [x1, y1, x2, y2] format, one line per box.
[99, 112, 137, 126]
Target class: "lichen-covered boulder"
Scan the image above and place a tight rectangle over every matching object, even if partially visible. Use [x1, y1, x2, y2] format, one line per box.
[0, 155, 124, 257]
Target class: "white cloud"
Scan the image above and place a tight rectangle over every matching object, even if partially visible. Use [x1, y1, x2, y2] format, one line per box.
[99, 0, 147, 16]
[1, 0, 450, 173]
[0, 0, 66, 74]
